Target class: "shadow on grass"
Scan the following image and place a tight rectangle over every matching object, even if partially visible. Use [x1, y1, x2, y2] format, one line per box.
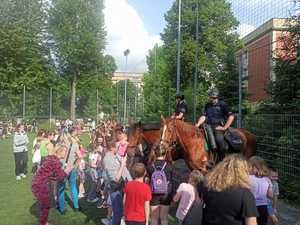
[29, 194, 107, 225]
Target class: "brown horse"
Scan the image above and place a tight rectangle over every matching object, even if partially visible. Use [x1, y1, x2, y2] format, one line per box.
[160, 117, 256, 170]
[127, 122, 162, 165]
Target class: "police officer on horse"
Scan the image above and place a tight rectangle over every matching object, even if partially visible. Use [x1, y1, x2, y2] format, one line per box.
[195, 88, 234, 161]
[172, 93, 188, 120]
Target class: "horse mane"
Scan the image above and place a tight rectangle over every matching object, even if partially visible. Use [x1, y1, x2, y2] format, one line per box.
[174, 120, 204, 138]
[141, 122, 161, 130]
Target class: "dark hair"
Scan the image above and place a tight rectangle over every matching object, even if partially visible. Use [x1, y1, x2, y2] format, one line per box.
[204, 160, 215, 171]
[132, 163, 146, 179]
[148, 142, 172, 165]
[16, 123, 23, 130]
[106, 139, 116, 150]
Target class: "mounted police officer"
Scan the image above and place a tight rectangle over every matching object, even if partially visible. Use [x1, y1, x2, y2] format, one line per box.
[195, 88, 234, 161]
[172, 93, 188, 120]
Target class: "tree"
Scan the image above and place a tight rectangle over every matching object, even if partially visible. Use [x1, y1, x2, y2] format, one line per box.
[143, 0, 241, 121]
[48, 0, 106, 120]
[0, 0, 55, 117]
[266, 16, 300, 113]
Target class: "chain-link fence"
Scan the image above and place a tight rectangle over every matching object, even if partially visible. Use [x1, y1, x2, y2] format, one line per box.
[242, 114, 300, 180]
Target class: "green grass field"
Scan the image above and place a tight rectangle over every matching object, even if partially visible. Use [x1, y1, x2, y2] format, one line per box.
[0, 134, 106, 225]
[0, 134, 178, 225]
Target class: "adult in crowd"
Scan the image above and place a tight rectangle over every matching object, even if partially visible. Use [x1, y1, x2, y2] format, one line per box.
[13, 124, 29, 180]
[57, 129, 80, 214]
[199, 154, 258, 225]
[32, 144, 73, 225]
[103, 140, 128, 225]
[147, 144, 174, 225]
[195, 88, 234, 162]
[123, 163, 152, 225]
[249, 156, 273, 225]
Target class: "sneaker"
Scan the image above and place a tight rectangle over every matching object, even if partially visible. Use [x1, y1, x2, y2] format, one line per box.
[101, 218, 111, 225]
[20, 173, 26, 178]
[78, 193, 85, 198]
[96, 198, 106, 208]
[16, 176, 21, 181]
[87, 197, 99, 203]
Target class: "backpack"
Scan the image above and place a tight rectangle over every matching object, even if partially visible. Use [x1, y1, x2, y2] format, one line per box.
[151, 162, 168, 194]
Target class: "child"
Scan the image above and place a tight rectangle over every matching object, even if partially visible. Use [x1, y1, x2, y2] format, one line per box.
[267, 168, 279, 225]
[200, 160, 215, 176]
[124, 163, 152, 225]
[249, 156, 273, 225]
[116, 128, 129, 158]
[87, 144, 102, 202]
[173, 170, 203, 225]
[32, 131, 44, 174]
[32, 144, 73, 225]
[77, 146, 87, 198]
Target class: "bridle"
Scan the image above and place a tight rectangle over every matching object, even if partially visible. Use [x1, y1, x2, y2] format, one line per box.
[160, 119, 177, 150]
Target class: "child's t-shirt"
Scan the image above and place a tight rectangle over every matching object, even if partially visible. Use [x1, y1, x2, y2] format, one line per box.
[117, 141, 128, 157]
[175, 182, 196, 221]
[124, 180, 152, 222]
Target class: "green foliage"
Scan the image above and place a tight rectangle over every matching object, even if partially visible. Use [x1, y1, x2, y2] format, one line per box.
[0, 0, 115, 119]
[0, 0, 56, 117]
[143, 0, 241, 121]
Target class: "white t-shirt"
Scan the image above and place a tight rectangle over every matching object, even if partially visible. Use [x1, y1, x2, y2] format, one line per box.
[175, 183, 196, 221]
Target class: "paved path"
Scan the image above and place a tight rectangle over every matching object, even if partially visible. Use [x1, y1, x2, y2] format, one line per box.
[278, 201, 300, 225]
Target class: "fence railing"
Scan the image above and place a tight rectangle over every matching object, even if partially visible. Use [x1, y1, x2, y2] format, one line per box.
[242, 114, 300, 180]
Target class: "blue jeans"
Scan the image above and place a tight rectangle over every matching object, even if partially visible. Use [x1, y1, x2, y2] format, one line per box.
[110, 190, 123, 225]
[87, 168, 98, 200]
[58, 169, 79, 212]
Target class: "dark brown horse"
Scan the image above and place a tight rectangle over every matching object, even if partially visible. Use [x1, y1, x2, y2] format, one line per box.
[160, 117, 256, 170]
[126, 122, 162, 165]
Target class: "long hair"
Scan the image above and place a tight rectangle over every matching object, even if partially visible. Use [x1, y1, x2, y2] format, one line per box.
[206, 154, 250, 192]
[249, 156, 269, 178]
[147, 142, 172, 165]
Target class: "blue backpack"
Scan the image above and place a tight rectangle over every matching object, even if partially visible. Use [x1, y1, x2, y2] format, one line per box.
[151, 162, 168, 194]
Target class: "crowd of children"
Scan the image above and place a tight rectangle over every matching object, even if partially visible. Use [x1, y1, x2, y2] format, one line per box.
[11, 119, 286, 225]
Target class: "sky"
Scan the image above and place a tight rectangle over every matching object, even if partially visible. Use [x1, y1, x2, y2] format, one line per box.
[104, 0, 299, 73]
[104, 0, 173, 73]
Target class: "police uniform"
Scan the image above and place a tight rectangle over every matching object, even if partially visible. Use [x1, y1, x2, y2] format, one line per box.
[203, 100, 233, 160]
[175, 100, 188, 119]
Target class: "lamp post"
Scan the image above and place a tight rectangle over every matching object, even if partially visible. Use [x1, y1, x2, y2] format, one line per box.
[193, 1, 199, 122]
[176, 0, 182, 94]
[123, 49, 130, 124]
[23, 85, 26, 120]
[49, 87, 52, 128]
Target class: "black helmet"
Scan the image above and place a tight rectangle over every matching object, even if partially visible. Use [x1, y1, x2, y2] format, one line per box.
[176, 92, 184, 100]
[208, 88, 219, 98]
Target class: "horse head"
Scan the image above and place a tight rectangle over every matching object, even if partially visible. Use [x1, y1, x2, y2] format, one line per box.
[160, 116, 177, 150]
[127, 122, 142, 151]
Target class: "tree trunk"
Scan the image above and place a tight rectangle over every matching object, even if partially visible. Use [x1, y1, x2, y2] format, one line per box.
[70, 76, 76, 121]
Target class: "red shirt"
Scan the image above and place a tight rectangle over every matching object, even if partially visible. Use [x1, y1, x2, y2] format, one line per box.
[124, 180, 152, 222]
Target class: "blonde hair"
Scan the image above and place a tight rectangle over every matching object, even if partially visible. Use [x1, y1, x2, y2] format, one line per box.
[249, 156, 269, 178]
[206, 154, 250, 192]
[189, 170, 204, 187]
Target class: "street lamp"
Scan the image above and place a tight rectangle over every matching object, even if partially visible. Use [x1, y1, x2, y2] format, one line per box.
[123, 49, 130, 124]
[176, 0, 182, 94]
[193, 1, 199, 122]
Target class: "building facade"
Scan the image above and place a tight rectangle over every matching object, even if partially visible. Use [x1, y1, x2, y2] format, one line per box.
[238, 18, 294, 102]
[112, 71, 144, 88]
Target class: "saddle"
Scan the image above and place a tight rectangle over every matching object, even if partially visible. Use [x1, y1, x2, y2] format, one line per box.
[203, 124, 243, 152]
